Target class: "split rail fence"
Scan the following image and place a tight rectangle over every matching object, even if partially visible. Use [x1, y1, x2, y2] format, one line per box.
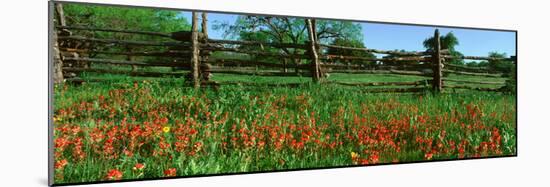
[52, 7, 516, 93]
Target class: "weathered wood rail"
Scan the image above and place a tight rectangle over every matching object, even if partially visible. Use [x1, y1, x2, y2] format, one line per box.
[52, 4, 516, 93]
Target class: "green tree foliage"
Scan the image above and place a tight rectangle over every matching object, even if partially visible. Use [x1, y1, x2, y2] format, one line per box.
[215, 16, 364, 66]
[465, 60, 489, 67]
[218, 16, 363, 44]
[314, 20, 363, 44]
[423, 32, 464, 65]
[380, 49, 421, 66]
[486, 52, 516, 93]
[488, 52, 514, 74]
[63, 4, 190, 38]
[326, 38, 375, 65]
[61, 4, 190, 64]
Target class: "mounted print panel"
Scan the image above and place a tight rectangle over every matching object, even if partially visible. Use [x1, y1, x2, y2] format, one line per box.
[49, 1, 517, 186]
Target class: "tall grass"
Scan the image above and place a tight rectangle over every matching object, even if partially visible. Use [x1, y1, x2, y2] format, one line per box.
[53, 76, 516, 184]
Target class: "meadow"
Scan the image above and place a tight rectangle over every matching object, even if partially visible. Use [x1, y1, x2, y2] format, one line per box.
[53, 73, 516, 184]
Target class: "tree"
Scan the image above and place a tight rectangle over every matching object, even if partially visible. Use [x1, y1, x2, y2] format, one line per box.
[465, 60, 489, 67]
[63, 4, 190, 38]
[215, 16, 364, 70]
[488, 52, 514, 74]
[218, 16, 363, 45]
[486, 52, 515, 93]
[62, 4, 191, 69]
[423, 32, 464, 65]
[381, 49, 422, 66]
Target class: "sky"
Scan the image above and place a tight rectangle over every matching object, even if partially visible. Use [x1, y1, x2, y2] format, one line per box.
[180, 12, 516, 58]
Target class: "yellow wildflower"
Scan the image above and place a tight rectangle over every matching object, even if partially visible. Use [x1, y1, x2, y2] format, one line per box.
[53, 116, 62, 122]
[162, 126, 171, 133]
[351, 151, 360, 160]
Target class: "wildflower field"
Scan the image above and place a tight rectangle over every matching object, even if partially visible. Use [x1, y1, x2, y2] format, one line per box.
[52, 74, 516, 184]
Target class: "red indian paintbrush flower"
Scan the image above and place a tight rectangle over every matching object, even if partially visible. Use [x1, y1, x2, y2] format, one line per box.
[164, 168, 177, 177]
[133, 163, 145, 171]
[54, 159, 68, 170]
[54, 137, 70, 150]
[424, 152, 433, 160]
[369, 152, 380, 164]
[106, 169, 123, 180]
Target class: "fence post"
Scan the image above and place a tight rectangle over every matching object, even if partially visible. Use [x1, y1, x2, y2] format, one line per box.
[432, 29, 442, 92]
[201, 13, 208, 39]
[190, 12, 200, 88]
[53, 3, 68, 84]
[306, 19, 321, 83]
[201, 13, 209, 64]
[282, 58, 288, 73]
[200, 12, 212, 85]
[126, 46, 137, 72]
[312, 19, 323, 78]
[511, 55, 517, 86]
[53, 33, 64, 84]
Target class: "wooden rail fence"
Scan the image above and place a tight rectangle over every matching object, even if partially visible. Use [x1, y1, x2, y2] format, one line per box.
[52, 5, 516, 93]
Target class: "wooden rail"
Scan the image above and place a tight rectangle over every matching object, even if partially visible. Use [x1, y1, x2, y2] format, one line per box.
[60, 56, 432, 72]
[63, 67, 186, 77]
[443, 85, 505, 92]
[59, 48, 209, 57]
[58, 35, 190, 47]
[55, 25, 172, 38]
[208, 39, 308, 49]
[443, 63, 491, 72]
[207, 69, 312, 77]
[61, 57, 190, 68]
[321, 55, 431, 62]
[319, 43, 430, 56]
[442, 78, 505, 85]
[208, 59, 305, 69]
[442, 55, 514, 61]
[327, 69, 431, 77]
[327, 80, 427, 87]
[443, 69, 503, 77]
[203, 81, 306, 88]
[202, 46, 309, 59]
[360, 87, 427, 93]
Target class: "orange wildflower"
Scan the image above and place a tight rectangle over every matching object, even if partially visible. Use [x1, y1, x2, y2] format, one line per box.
[106, 169, 123, 180]
[55, 159, 68, 170]
[164, 168, 177, 177]
[133, 163, 145, 171]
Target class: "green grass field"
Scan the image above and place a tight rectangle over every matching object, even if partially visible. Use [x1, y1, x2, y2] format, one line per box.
[53, 72, 516, 184]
